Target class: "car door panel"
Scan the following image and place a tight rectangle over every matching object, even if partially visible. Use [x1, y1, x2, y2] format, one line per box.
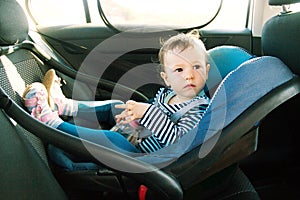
[36, 25, 253, 99]
[37, 25, 253, 67]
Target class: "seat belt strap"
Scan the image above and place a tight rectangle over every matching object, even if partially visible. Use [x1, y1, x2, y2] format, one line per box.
[0, 55, 26, 97]
[170, 98, 209, 124]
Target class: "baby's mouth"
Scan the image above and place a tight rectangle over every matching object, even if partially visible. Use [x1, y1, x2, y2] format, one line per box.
[184, 84, 196, 88]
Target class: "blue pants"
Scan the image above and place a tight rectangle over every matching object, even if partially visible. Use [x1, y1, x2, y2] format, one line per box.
[75, 101, 121, 126]
[58, 101, 141, 153]
[57, 122, 140, 153]
[48, 101, 141, 171]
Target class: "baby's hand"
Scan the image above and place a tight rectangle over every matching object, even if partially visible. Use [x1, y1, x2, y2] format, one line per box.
[115, 100, 150, 124]
[115, 109, 128, 124]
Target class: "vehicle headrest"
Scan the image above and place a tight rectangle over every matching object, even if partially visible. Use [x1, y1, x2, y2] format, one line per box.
[269, 0, 300, 5]
[262, 8, 300, 75]
[0, 0, 29, 45]
[205, 45, 253, 95]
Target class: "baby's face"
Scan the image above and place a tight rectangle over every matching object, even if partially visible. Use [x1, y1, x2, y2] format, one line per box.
[161, 45, 210, 100]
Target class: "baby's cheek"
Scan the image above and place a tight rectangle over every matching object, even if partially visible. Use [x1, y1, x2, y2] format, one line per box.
[196, 72, 206, 80]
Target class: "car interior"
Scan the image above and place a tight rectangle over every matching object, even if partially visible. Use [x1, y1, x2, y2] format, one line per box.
[1, 0, 300, 199]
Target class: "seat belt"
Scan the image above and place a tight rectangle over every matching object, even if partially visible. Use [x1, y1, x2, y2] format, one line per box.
[139, 98, 209, 138]
[170, 98, 209, 124]
[0, 55, 26, 97]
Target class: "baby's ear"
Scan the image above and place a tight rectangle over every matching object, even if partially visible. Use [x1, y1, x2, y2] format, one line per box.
[160, 72, 170, 86]
[206, 64, 210, 80]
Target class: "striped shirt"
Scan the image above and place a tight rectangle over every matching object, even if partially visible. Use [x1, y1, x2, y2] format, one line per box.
[136, 88, 210, 153]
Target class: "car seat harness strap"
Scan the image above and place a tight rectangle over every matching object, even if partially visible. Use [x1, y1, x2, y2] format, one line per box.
[170, 98, 209, 124]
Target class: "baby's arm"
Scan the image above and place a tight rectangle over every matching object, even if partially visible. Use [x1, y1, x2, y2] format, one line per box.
[115, 99, 207, 146]
[115, 100, 150, 123]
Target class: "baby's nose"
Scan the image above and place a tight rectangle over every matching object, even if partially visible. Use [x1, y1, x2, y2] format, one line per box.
[184, 71, 194, 80]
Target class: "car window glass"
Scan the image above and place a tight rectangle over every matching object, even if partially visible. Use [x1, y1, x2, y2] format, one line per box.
[28, 0, 87, 26]
[26, 0, 250, 31]
[204, 0, 249, 30]
[100, 0, 222, 31]
[290, 2, 300, 11]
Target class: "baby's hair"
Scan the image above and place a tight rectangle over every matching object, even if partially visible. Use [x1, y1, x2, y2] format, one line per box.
[158, 29, 207, 71]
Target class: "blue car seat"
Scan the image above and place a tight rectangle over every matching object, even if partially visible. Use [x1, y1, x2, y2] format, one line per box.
[47, 44, 256, 171]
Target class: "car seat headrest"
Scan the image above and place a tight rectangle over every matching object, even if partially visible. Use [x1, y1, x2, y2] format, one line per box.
[205, 46, 253, 95]
[262, 2, 300, 75]
[0, 0, 29, 45]
[269, 0, 300, 5]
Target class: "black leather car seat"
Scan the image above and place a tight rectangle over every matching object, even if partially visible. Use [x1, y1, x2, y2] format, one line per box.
[0, 0, 66, 199]
[262, 0, 300, 70]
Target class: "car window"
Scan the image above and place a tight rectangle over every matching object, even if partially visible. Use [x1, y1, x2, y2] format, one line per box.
[27, 0, 87, 26]
[204, 0, 250, 30]
[25, 0, 250, 31]
[290, 2, 300, 11]
[100, 0, 222, 31]
[100, 0, 249, 31]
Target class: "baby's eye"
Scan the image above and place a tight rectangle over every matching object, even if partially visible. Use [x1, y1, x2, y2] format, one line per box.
[175, 68, 183, 72]
[193, 65, 201, 69]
